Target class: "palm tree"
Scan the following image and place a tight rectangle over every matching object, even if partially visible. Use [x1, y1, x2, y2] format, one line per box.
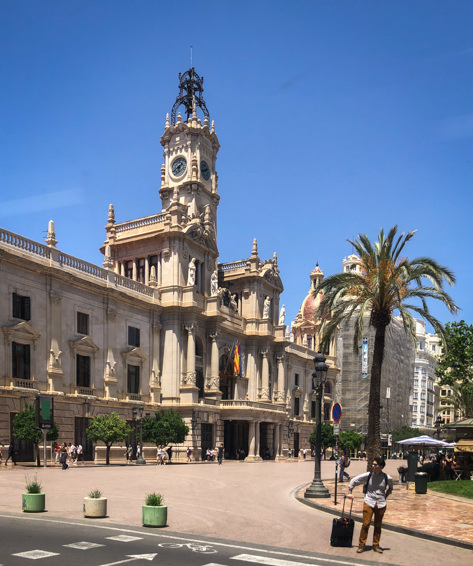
[316, 226, 457, 465]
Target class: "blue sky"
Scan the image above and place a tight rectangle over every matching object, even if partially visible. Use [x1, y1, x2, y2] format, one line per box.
[1, 1, 472, 331]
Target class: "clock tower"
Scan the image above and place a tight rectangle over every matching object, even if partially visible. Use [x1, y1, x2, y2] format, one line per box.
[159, 68, 220, 252]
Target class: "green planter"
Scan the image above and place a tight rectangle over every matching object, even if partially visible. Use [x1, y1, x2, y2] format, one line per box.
[142, 505, 167, 527]
[22, 493, 46, 513]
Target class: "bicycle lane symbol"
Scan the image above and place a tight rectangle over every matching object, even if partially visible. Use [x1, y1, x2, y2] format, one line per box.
[158, 542, 218, 554]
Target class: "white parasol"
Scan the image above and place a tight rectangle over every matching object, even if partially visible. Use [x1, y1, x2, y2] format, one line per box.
[397, 435, 450, 447]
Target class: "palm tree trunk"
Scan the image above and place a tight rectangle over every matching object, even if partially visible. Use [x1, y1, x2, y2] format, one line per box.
[366, 325, 386, 468]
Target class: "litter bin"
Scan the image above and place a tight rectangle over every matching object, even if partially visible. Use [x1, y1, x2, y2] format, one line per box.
[415, 472, 428, 494]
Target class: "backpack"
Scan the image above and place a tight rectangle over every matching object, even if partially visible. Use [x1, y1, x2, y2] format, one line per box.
[363, 471, 388, 494]
[344, 455, 350, 468]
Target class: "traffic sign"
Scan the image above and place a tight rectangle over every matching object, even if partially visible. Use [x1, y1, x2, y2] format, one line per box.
[332, 403, 342, 422]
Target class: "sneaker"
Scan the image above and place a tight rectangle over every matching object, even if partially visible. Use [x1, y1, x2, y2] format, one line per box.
[372, 546, 383, 553]
[356, 547, 364, 553]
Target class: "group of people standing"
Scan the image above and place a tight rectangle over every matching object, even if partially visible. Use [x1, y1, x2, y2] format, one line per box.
[55, 442, 83, 469]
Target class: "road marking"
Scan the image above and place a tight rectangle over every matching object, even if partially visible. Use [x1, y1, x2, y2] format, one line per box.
[64, 541, 106, 550]
[106, 535, 144, 542]
[231, 554, 365, 566]
[12, 550, 60, 560]
[99, 554, 157, 566]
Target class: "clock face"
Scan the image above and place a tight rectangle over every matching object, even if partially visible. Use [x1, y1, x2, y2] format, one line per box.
[200, 160, 210, 181]
[171, 157, 187, 177]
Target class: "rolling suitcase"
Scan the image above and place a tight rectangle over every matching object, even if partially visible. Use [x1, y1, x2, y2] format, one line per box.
[330, 496, 354, 547]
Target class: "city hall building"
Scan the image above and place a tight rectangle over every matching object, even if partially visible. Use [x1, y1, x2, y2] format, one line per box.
[0, 68, 338, 462]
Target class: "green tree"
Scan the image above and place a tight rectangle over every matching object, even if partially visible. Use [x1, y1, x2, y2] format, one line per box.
[435, 321, 473, 388]
[316, 226, 457, 466]
[86, 412, 131, 465]
[142, 410, 189, 447]
[391, 425, 422, 443]
[13, 405, 59, 467]
[339, 430, 364, 455]
[309, 423, 336, 454]
[450, 383, 473, 419]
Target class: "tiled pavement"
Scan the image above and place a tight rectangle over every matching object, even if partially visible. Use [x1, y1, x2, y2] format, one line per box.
[297, 477, 473, 550]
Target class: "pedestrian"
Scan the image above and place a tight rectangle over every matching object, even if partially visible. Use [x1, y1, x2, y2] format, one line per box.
[126, 444, 133, 464]
[347, 456, 393, 554]
[186, 447, 192, 463]
[5, 442, 16, 466]
[338, 450, 350, 482]
[0, 444, 3, 464]
[217, 443, 224, 465]
[54, 442, 61, 464]
[76, 443, 83, 464]
[59, 442, 69, 470]
[166, 446, 172, 464]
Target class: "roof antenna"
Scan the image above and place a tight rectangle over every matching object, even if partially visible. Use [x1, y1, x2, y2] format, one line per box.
[190, 45, 193, 67]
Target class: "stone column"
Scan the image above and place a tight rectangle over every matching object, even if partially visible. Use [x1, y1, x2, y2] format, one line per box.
[185, 324, 196, 385]
[145, 257, 150, 286]
[209, 332, 220, 390]
[276, 354, 286, 404]
[260, 350, 270, 401]
[274, 424, 280, 458]
[248, 421, 256, 458]
[255, 421, 261, 458]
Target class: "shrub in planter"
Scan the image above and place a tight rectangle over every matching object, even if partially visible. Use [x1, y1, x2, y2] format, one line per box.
[142, 492, 167, 527]
[84, 488, 108, 518]
[22, 474, 45, 512]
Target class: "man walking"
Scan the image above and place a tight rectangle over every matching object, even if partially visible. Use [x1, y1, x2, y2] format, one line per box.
[347, 456, 393, 554]
[5, 442, 16, 466]
[217, 443, 224, 465]
[338, 450, 350, 482]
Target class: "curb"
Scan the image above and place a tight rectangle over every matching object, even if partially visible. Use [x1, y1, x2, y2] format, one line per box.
[294, 484, 473, 552]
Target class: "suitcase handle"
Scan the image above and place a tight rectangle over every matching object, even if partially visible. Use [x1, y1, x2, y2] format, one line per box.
[342, 495, 353, 519]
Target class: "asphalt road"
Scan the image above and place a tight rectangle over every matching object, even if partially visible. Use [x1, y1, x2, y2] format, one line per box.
[0, 515, 394, 566]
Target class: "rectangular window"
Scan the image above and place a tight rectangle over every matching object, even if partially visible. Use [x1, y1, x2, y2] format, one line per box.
[420, 406, 425, 413]
[412, 406, 417, 412]
[127, 365, 140, 394]
[294, 373, 299, 386]
[413, 392, 418, 400]
[306, 335, 312, 350]
[414, 379, 418, 387]
[124, 260, 133, 279]
[76, 355, 91, 387]
[77, 312, 89, 335]
[137, 258, 146, 283]
[12, 293, 31, 321]
[12, 342, 30, 379]
[128, 326, 140, 347]
[294, 397, 300, 416]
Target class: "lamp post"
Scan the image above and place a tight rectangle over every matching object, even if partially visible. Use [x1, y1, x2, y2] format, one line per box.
[435, 415, 443, 439]
[305, 352, 330, 498]
[132, 406, 149, 465]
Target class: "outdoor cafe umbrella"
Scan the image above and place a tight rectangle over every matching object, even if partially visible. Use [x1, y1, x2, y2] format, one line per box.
[397, 435, 450, 447]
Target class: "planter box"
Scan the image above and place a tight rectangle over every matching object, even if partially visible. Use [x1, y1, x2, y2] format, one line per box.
[142, 505, 167, 527]
[84, 497, 108, 518]
[22, 493, 46, 513]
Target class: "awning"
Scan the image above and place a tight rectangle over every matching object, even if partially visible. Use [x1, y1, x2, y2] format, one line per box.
[454, 439, 473, 453]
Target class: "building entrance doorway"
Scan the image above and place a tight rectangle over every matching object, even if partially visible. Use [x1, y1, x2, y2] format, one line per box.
[201, 423, 214, 461]
[224, 420, 249, 459]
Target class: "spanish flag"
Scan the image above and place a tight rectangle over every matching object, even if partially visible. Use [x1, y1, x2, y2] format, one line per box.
[233, 340, 241, 377]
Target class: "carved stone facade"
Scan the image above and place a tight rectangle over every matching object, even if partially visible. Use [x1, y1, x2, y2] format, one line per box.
[0, 68, 320, 462]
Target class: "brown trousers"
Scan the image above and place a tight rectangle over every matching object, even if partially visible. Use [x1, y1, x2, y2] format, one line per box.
[358, 502, 386, 548]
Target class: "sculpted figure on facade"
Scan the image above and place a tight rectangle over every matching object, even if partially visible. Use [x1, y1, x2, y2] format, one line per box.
[279, 304, 286, 325]
[263, 296, 271, 318]
[229, 294, 238, 312]
[187, 258, 196, 286]
[48, 349, 62, 371]
[210, 270, 218, 296]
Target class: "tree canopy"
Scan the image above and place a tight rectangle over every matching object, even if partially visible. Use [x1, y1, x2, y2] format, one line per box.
[339, 430, 364, 453]
[436, 321, 473, 388]
[13, 405, 59, 466]
[86, 412, 131, 465]
[316, 226, 457, 465]
[309, 422, 336, 451]
[142, 410, 189, 447]
[391, 425, 422, 443]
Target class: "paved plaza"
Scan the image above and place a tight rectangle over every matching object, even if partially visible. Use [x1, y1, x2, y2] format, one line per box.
[1, 457, 472, 565]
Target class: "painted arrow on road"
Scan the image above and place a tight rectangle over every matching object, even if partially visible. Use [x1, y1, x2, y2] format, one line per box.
[100, 554, 157, 566]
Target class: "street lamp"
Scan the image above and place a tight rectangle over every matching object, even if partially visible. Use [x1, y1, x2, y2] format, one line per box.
[435, 415, 443, 439]
[305, 352, 330, 499]
[132, 406, 149, 465]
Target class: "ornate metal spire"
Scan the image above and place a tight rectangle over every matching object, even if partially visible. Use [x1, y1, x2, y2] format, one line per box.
[171, 67, 210, 125]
